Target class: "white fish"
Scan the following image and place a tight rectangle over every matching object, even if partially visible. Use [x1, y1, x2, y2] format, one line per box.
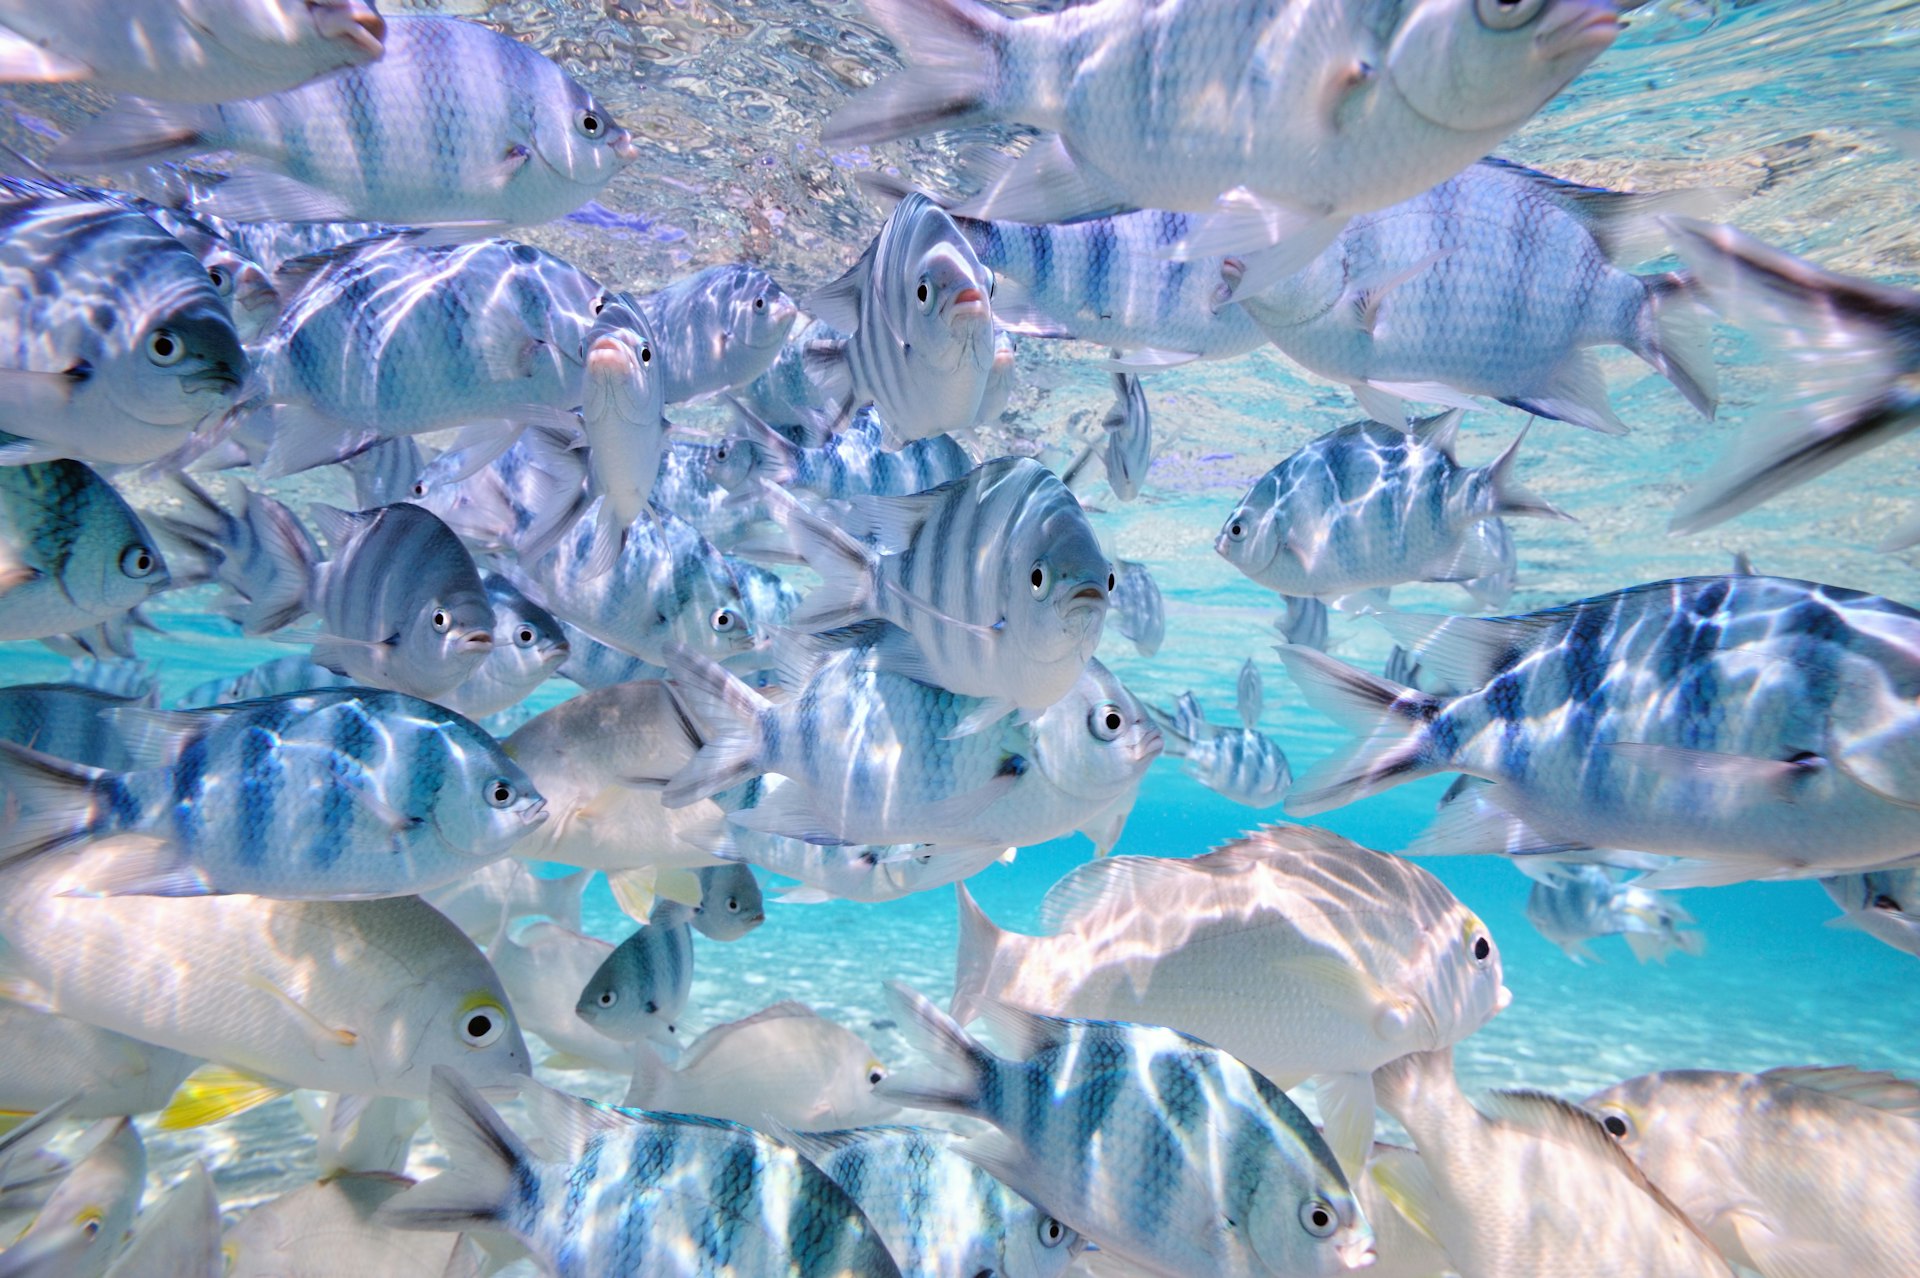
[488, 920, 634, 1074]
[577, 296, 670, 540]
[0, 1118, 144, 1278]
[101, 1160, 218, 1278]
[0, 1002, 199, 1124]
[1820, 867, 1920, 958]
[294, 1093, 427, 1179]
[222, 1174, 475, 1278]
[717, 824, 1007, 905]
[423, 858, 588, 946]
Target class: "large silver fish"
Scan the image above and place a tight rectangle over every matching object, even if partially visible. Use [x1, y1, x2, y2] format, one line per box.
[0, 1116, 144, 1278]
[0, 462, 169, 643]
[632, 264, 799, 404]
[1281, 574, 1920, 884]
[0, 1002, 200, 1123]
[51, 16, 638, 226]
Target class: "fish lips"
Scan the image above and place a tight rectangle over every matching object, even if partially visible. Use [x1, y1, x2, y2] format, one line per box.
[1535, 0, 1621, 63]
[1056, 581, 1111, 631]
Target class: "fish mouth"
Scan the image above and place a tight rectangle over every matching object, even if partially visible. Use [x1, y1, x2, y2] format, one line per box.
[1496, 984, 1514, 1011]
[315, 2, 388, 57]
[1337, 1233, 1377, 1271]
[519, 798, 550, 829]
[182, 366, 244, 396]
[585, 337, 638, 376]
[1135, 724, 1165, 761]
[944, 287, 991, 325]
[458, 630, 495, 651]
[611, 130, 641, 164]
[1535, 2, 1620, 61]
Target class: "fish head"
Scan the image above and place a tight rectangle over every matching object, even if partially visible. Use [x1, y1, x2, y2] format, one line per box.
[582, 299, 668, 435]
[693, 863, 765, 939]
[74, 517, 171, 617]
[1384, 0, 1620, 135]
[530, 77, 641, 190]
[304, 0, 388, 60]
[1247, 1146, 1375, 1275]
[1434, 907, 1510, 1041]
[722, 267, 801, 360]
[1580, 1069, 1736, 1168]
[1031, 660, 1163, 799]
[199, 247, 282, 343]
[885, 196, 997, 372]
[1216, 472, 1295, 586]
[386, 981, 532, 1096]
[704, 432, 761, 492]
[997, 1209, 1084, 1278]
[425, 729, 549, 860]
[399, 582, 497, 693]
[1005, 483, 1112, 667]
[102, 300, 248, 434]
[574, 944, 682, 1046]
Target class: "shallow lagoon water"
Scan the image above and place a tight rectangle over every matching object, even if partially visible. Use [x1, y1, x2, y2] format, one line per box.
[2, 0, 1920, 1267]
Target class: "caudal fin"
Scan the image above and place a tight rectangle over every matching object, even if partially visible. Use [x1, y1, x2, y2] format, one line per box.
[379, 1068, 532, 1234]
[660, 648, 769, 807]
[48, 98, 221, 170]
[151, 476, 315, 634]
[821, 0, 1010, 146]
[0, 741, 111, 866]
[873, 981, 1003, 1121]
[949, 883, 1009, 1026]
[1480, 422, 1575, 524]
[756, 482, 884, 631]
[1632, 272, 1720, 420]
[1273, 645, 1445, 816]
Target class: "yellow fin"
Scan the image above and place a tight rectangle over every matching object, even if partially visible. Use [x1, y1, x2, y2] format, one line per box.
[158, 1065, 290, 1130]
[606, 868, 657, 923]
[654, 868, 703, 908]
[1367, 1146, 1445, 1250]
[540, 1052, 607, 1072]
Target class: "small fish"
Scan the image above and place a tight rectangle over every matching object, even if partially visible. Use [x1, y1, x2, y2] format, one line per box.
[0, 0, 385, 103]
[573, 910, 695, 1047]
[1666, 218, 1920, 542]
[223, 1173, 476, 1278]
[101, 1159, 218, 1278]
[383, 1069, 905, 1277]
[1819, 867, 1920, 959]
[488, 921, 632, 1074]
[716, 408, 974, 503]
[1152, 701, 1294, 809]
[1066, 371, 1151, 501]
[714, 824, 1007, 906]
[688, 862, 765, 941]
[732, 316, 853, 437]
[0, 859, 530, 1110]
[633, 263, 800, 403]
[827, 0, 1617, 268]
[879, 983, 1375, 1277]
[0, 1002, 200, 1123]
[0, 687, 547, 900]
[787, 1125, 1083, 1278]
[1275, 595, 1331, 653]
[1584, 1066, 1920, 1278]
[1458, 517, 1518, 611]
[51, 16, 638, 227]
[1109, 559, 1164, 658]
[1370, 1048, 1733, 1278]
[1280, 574, 1920, 884]
[555, 619, 666, 690]
[150, 475, 319, 636]
[436, 573, 569, 721]
[801, 192, 998, 443]
[576, 295, 669, 541]
[953, 824, 1507, 1177]
[174, 656, 349, 709]
[768, 457, 1111, 722]
[624, 1002, 898, 1132]
[422, 858, 588, 945]
[410, 422, 592, 561]
[1238, 657, 1263, 728]
[341, 437, 426, 511]
[0, 190, 246, 466]
[1, 1118, 144, 1278]
[1218, 413, 1567, 603]
[1524, 864, 1705, 964]
[1238, 159, 1722, 432]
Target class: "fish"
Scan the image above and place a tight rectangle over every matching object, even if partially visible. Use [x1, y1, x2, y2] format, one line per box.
[1370, 1048, 1734, 1277]
[1276, 594, 1331, 653]
[340, 437, 426, 511]
[801, 192, 998, 443]
[785, 1125, 1083, 1278]
[174, 656, 349, 709]
[436, 573, 569, 720]
[1238, 657, 1263, 728]
[421, 858, 588, 945]
[1109, 559, 1164, 658]
[1458, 517, 1518, 611]
[487, 920, 633, 1074]
[687, 862, 765, 941]
[713, 828, 1008, 905]
[0, 1003, 200, 1124]
[0, 190, 246, 466]
[732, 316, 854, 437]
[0, 687, 547, 900]
[0, 1118, 144, 1278]
[1280, 574, 1920, 884]
[950, 823, 1509, 1177]
[224, 235, 604, 478]
[1151, 701, 1294, 809]
[1583, 1065, 1920, 1278]
[664, 644, 1160, 855]
[878, 982, 1375, 1277]
[222, 1173, 476, 1278]
[1094, 372, 1152, 501]
[1237, 159, 1722, 432]
[573, 909, 695, 1047]
[1217, 413, 1568, 603]
[0, 683, 152, 772]
[382, 1068, 905, 1277]
[767, 457, 1112, 722]
[0, 0, 385, 103]
[555, 619, 666, 690]
[1665, 218, 1920, 541]
[409, 421, 592, 561]
[632, 263, 800, 403]
[1819, 867, 1920, 958]
[295, 1093, 427, 1179]
[827, 0, 1618, 271]
[100, 1159, 218, 1278]
[50, 16, 638, 227]
[576, 294, 669, 545]
[1523, 863, 1705, 964]
[715, 408, 974, 503]
[0, 860, 530, 1112]
[623, 1002, 899, 1132]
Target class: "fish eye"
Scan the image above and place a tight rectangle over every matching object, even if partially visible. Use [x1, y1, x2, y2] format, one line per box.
[753, 296, 765, 311]
[1029, 561, 1051, 599]
[1298, 1199, 1337, 1238]
[119, 544, 157, 578]
[515, 625, 537, 647]
[1225, 514, 1249, 542]
[1472, 933, 1492, 963]
[645, 1000, 659, 1015]
[1038, 1217, 1067, 1248]
[1088, 702, 1125, 741]
[207, 264, 231, 294]
[597, 989, 617, 1007]
[867, 1067, 885, 1086]
[1475, 0, 1548, 29]
[725, 896, 740, 912]
[411, 481, 428, 498]
[578, 109, 604, 138]
[711, 607, 738, 633]
[915, 277, 932, 311]
[1596, 1107, 1634, 1139]
[1107, 570, 1117, 593]
[431, 608, 451, 633]
[715, 440, 731, 461]
[1873, 893, 1903, 911]
[458, 1004, 507, 1048]
[485, 778, 516, 808]
[640, 344, 652, 365]
[592, 295, 608, 315]
[145, 329, 185, 366]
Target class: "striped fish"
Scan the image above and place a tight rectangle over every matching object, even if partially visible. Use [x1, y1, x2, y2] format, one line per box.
[768, 457, 1111, 720]
[1524, 864, 1704, 964]
[1238, 657, 1263, 728]
[1151, 692, 1293, 809]
[713, 820, 1005, 906]
[732, 316, 853, 437]
[801, 192, 997, 444]
[411, 423, 591, 561]
[0, 687, 547, 899]
[437, 573, 569, 721]
[0, 682, 153, 772]
[0, 461, 169, 642]
[1217, 414, 1566, 604]
[176, 655, 350, 709]
[49, 16, 638, 227]
[0, 190, 246, 466]
[577, 295, 669, 540]
[384, 1070, 904, 1278]
[788, 1125, 1083, 1278]
[878, 984, 1375, 1278]
[1110, 559, 1164, 658]
[341, 437, 425, 511]
[574, 907, 695, 1047]
[1281, 574, 1920, 884]
[717, 408, 973, 502]
[632, 264, 799, 404]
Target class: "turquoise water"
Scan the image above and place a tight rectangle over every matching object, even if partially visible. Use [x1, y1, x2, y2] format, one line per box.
[3, 0, 1920, 1267]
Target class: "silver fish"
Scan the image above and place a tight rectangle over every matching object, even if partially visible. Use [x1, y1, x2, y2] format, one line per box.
[573, 911, 694, 1047]
[0, 462, 168, 644]
[1217, 413, 1566, 603]
[0, 1117, 144, 1278]
[0, 0, 384, 103]
[1152, 697, 1293, 809]
[577, 295, 669, 541]
[1523, 863, 1705, 963]
[716, 828, 1007, 905]
[1239, 159, 1721, 432]
[688, 862, 765, 941]
[0, 191, 246, 466]
[1238, 657, 1263, 728]
[802, 192, 997, 443]
[1819, 867, 1920, 959]
[436, 573, 569, 721]
[102, 1156, 219, 1278]
[632, 264, 799, 404]
[0, 1002, 200, 1122]
[879, 983, 1375, 1277]
[0, 682, 151, 771]
[174, 655, 348, 709]
[1281, 574, 1920, 884]
[1110, 558, 1164, 658]
[51, 16, 639, 227]
[383, 1069, 905, 1278]
[716, 408, 973, 503]
[341, 437, 426, 511]
[488, 920, 632, 1074]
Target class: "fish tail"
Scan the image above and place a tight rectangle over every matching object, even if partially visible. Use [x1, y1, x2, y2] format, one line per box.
[623, 1040, 671, 1109]
[820, 0, 1011, 146]
[758, 483, 883, 630]
[660, 648, 769, 807]
[0, 741, 113, 866]
[875, 980, 1004, 1121]
[1634, 270, 1720, 420]
[46, 97, 221, 171]
[949, 883, 1008, 1026]
[151, 476, 315, 634]
[1273, 644, 1446, 816]
[380, 1067, 532, 1234]
[1481, 421, 1574, 524]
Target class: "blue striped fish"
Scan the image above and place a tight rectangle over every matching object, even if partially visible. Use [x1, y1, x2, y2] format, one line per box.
[383, 1069, 904, 1278]
[1151, 691, 1293, 809]
[716, 408, 973, 503]
[574, 907, 695, 1047]
[0, 682, 152, 771]
[1110, 559, 1164, 658]
[0, 460, 169, 643]
[632, 264, 799, 404]
[176, 655, 349, 709]
[0, 687, 547, 899]
[50, 16, 638, 227]
[437, 573, 569, 721]
[1524, 864, 1704, 964]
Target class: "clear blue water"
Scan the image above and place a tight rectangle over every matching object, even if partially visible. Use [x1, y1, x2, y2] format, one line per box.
[2, 0, 1919, 1262]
